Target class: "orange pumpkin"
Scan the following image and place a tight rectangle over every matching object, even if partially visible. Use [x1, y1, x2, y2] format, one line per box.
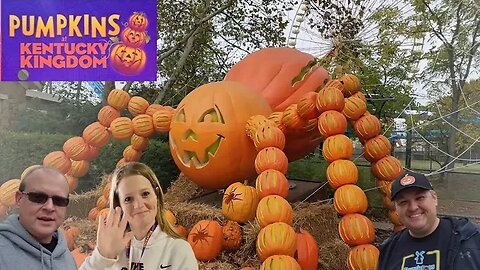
[116, 158, 128, 168]
[107, 89, 130, 111]
[338, 214, 375, 246]
[0, 179, 21, 207]
[257, 222, 297, 261]
[316, 87, 345, 113]
[187, 220, 223, 261]
[354, 114, 381, 140]
[175, 225, 188, 238]
[85, 145, 100, 161]
[63, 137, 90, 161]
[364, 135, 392, 162]
[169, 81, 272, 189]
[333, 184, 368, 215]
[372, 156, 404, 181]
[67, 160, 90, 178]
[256, 195, 293, 228]
[246, 115, 273, 139]
[351, 91, 367, 103]
[255, 147, 289, 174]
[267, 111, 287, 133]
[110, 44, 147, 76]
[326, 159, 358, 189]
[347, 244, 379, 270]
[62, 225, 80, 251]
[43, 151, 71, 174]
[282, 104, 307, 131]
[82, 122, 110, 148]
[128, 96, 150, 117]
[222, 182, 258, 223]
[255, 169, 289, 199]
[121, 27, 147, 47]
[253, 125, 286, 151]
[130, 134, 149, 151]
[225, 47, 329, 111]
[343, 96, 367, 121]
[87, 207, 100, 221]
[123, 145, 142, 162]
[322, 134, 353, 163]
[97, 105, 120, 128]
[152, 108, 174, 133]
[260, 255, 301, 270]
[131, 114, 154, 137]
[388, 210, 402, 226]
[295, 229, 319, 270]
[96, 195, 109, 209]
[165, 209, 176, 225]
[102, 182, 111, 199]
[128, 12, 149, 31]
[376, 179, 392, 196]
[222, 220, 242, 251]
[71, 243, 95, 268]
[317, 110, 347, 138]
[109, 117, 134, 140]
[340, 74, 361, 97]
[324, 79, 344, 91]
[145, 104, 164, 116]
[297, 91, 320, 120]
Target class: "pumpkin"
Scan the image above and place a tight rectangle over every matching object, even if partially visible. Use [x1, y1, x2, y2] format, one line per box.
[340, 74, 361, 97]
[297, 91, 320, 120]
[282, 104, 307, 131]
[347, 244, 379, 270]
[388, 210, 402, 226]
[145, 104, 163, 116]
[102, 182, 111, 199]
[116, 158, 127, 168]
[128, 12, 148, 31]
[255, 169, 289, 199]
[295, 229, 319, 270]
[225, 47, 329, 111]
[326, 159, 358, 189]
[255, 147, 289, 174]
[187, 220, 223, 261]
[372, 156, 404, 181]
[96, 195, 109, 209]
[130, 114, 153, 137]
[376, 179, 392, 196]
[169, 81, 272, 189]
[256, 195, 293, 228]
[62, 225, 80, 251]
[257, 222, 297, 261]
[253, 125, 286, 151]
[0, 179, 21, 207]
[87, 207, 100, 221]
[324, 79, 344, 91]
[121, 27, 147, 47]
[63, 137, 90, 161]
[317, 110, 347, 138]
[354, 114, 381, 140]
[67, 160, 90, 178]
[322, 134, 353, 163]
[85, 145, 100, 161]
[363, 135, 392, 162]
[222, 220, 242, 251]
[222, 182, 258, 223]
[20, 164, 42, 180]
[107, 89, 130, 111]
[343, 96, 367, 121]
[175, 225, 188, 238]
[165, 209, 176, 225]
[43, 151, 71, 174]
[130, 134, 149, 151]
[82, 122, 110, 148]
[338, 214, 375, 246]
[97, 105, 120, 128]
[110, 44, 146, 76]
[316, 87, 345, 113]
[71, 243, 95, 268]
[260, 255, 301, 270]
[267, 111, 287, 133]
[351, 91, 367, 103]
[123, 145, 142, 162]
[333, 184, 368, 215]
[128, 96, 149, 117]
[246, 115, 274, 139]
[109, 117, 134, 140]
[152, 108, 174, 133]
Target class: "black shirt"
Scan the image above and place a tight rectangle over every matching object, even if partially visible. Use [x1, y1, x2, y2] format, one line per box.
[40, 236, 58, 252]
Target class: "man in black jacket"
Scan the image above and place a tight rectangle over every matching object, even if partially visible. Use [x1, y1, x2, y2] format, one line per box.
[378, 171, 480, 269]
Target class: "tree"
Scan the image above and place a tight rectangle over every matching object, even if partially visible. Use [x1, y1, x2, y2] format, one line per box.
[409, 0, 480, 170]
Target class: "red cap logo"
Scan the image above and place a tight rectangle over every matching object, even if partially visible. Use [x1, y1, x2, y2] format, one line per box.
[400, 175, 415, 186]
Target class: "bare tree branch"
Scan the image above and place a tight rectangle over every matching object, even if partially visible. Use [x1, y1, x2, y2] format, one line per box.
[420, 0, 451, 45]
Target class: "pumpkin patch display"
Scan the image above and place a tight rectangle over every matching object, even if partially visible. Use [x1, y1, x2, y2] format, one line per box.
[338, 213, 375, 246]
[260, 255, 301, 270]
[372, 155, 404, 181]
[63, 137, 90, 161]
[255, 169, 289, 199]
[295, 229, 319, 270]
[317, 110, 348, 138]
[333, 184, 369, 215]
[256, 195, 293, 228]
[43, 151, 72, 174]
[322, 134, 353, 163]
[221, 182, 258, 223]
[109, 117, 134, 140]
[253, 125, 286, 151]
[107, 89, 130, 111]
[326, 159, 359, 189]
[254, 147, 289, 174]
[222, 220, 242, 251]
[169, 81, 271, 189]
[187, 220, 223, 261]
[82, 122, 110, 148]
[0, 179, 21, 207]
[347, 244, 379, 270]
[256, 222, 297, 261]
[364, 135, 392, 162]
[97, 105, 120, 128]
[316, 87, 345, 113]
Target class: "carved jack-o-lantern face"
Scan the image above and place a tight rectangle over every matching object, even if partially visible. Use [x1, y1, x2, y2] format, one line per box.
[169, 81, 272, 189]
[110, 44, 146, 75]
[128, 12, 149, 31]
[121, 27, 147, 48]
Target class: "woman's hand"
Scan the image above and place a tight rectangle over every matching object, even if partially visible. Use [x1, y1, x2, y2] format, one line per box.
[96, 206, 132, 259]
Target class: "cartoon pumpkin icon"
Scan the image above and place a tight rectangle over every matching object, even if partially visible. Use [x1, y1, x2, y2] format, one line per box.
[120, 27, 148, 48]
[169, 81, 272, 189]
[110, 44, 146, 75]
[128, 12, 149, 32]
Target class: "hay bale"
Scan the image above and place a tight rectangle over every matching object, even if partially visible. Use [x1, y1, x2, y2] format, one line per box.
[63, 217, 97, 247]
[198, 261, 236, 270]
[318, 239, 350, 270]
[164, 173, 205, 203]
[165, 201, 224, 229]
[67, 186, 103, 219]
[292, 202, 339, 245]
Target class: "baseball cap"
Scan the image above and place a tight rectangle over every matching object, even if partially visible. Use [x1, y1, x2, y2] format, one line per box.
[390, 171, 433, 200]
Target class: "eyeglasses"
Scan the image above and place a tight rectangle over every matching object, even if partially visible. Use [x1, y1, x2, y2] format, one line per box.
[20, 192, 69, 207]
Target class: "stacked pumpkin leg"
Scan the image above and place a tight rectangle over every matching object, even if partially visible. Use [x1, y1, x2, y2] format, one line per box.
[316, 75, 379, 270]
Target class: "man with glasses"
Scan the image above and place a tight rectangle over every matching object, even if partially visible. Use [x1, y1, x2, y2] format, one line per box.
[0, 166, 76, 269]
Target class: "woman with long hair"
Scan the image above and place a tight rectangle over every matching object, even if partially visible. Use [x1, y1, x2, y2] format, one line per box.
[80, 162, 198, 270]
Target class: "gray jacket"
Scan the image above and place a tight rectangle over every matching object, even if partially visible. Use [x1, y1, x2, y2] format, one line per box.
[0, 214, 77, 270]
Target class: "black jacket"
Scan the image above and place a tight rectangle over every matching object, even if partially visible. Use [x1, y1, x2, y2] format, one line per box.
[378, 216, 480, 270]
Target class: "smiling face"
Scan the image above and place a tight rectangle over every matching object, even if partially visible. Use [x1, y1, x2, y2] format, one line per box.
[110, 44, 146, 75]
[394, 188, 439, 238]
[121, 27, 147, 47]
[128, 12, 148, 31]
[169, 81, 272, 189]
[16, 168, 69, 244]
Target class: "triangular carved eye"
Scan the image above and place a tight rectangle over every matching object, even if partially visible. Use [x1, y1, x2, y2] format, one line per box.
[198, 105, 224, 123]
[175, 108, 186, 122]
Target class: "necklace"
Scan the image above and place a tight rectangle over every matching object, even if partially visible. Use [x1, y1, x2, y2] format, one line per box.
[126, 223, 157, 270]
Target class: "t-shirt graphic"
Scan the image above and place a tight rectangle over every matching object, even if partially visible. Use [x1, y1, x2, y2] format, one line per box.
[401, 249, 440, 269]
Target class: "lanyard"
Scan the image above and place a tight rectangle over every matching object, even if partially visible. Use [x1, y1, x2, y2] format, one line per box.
[126, 223, 157, 270]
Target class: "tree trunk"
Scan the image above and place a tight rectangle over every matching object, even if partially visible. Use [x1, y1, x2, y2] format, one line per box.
[103, 81, 116, 105]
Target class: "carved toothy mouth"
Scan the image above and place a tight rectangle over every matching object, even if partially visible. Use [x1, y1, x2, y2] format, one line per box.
[170, 133, 224, 169]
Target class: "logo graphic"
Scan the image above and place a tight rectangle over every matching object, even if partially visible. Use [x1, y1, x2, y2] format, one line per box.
[414, 250, 425, 264]
[400, 175, 416, 186]
[160, 264, 172, 269]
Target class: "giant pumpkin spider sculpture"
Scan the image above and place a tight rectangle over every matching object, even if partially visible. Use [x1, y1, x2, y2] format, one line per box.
[3, 47, 405, 269]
